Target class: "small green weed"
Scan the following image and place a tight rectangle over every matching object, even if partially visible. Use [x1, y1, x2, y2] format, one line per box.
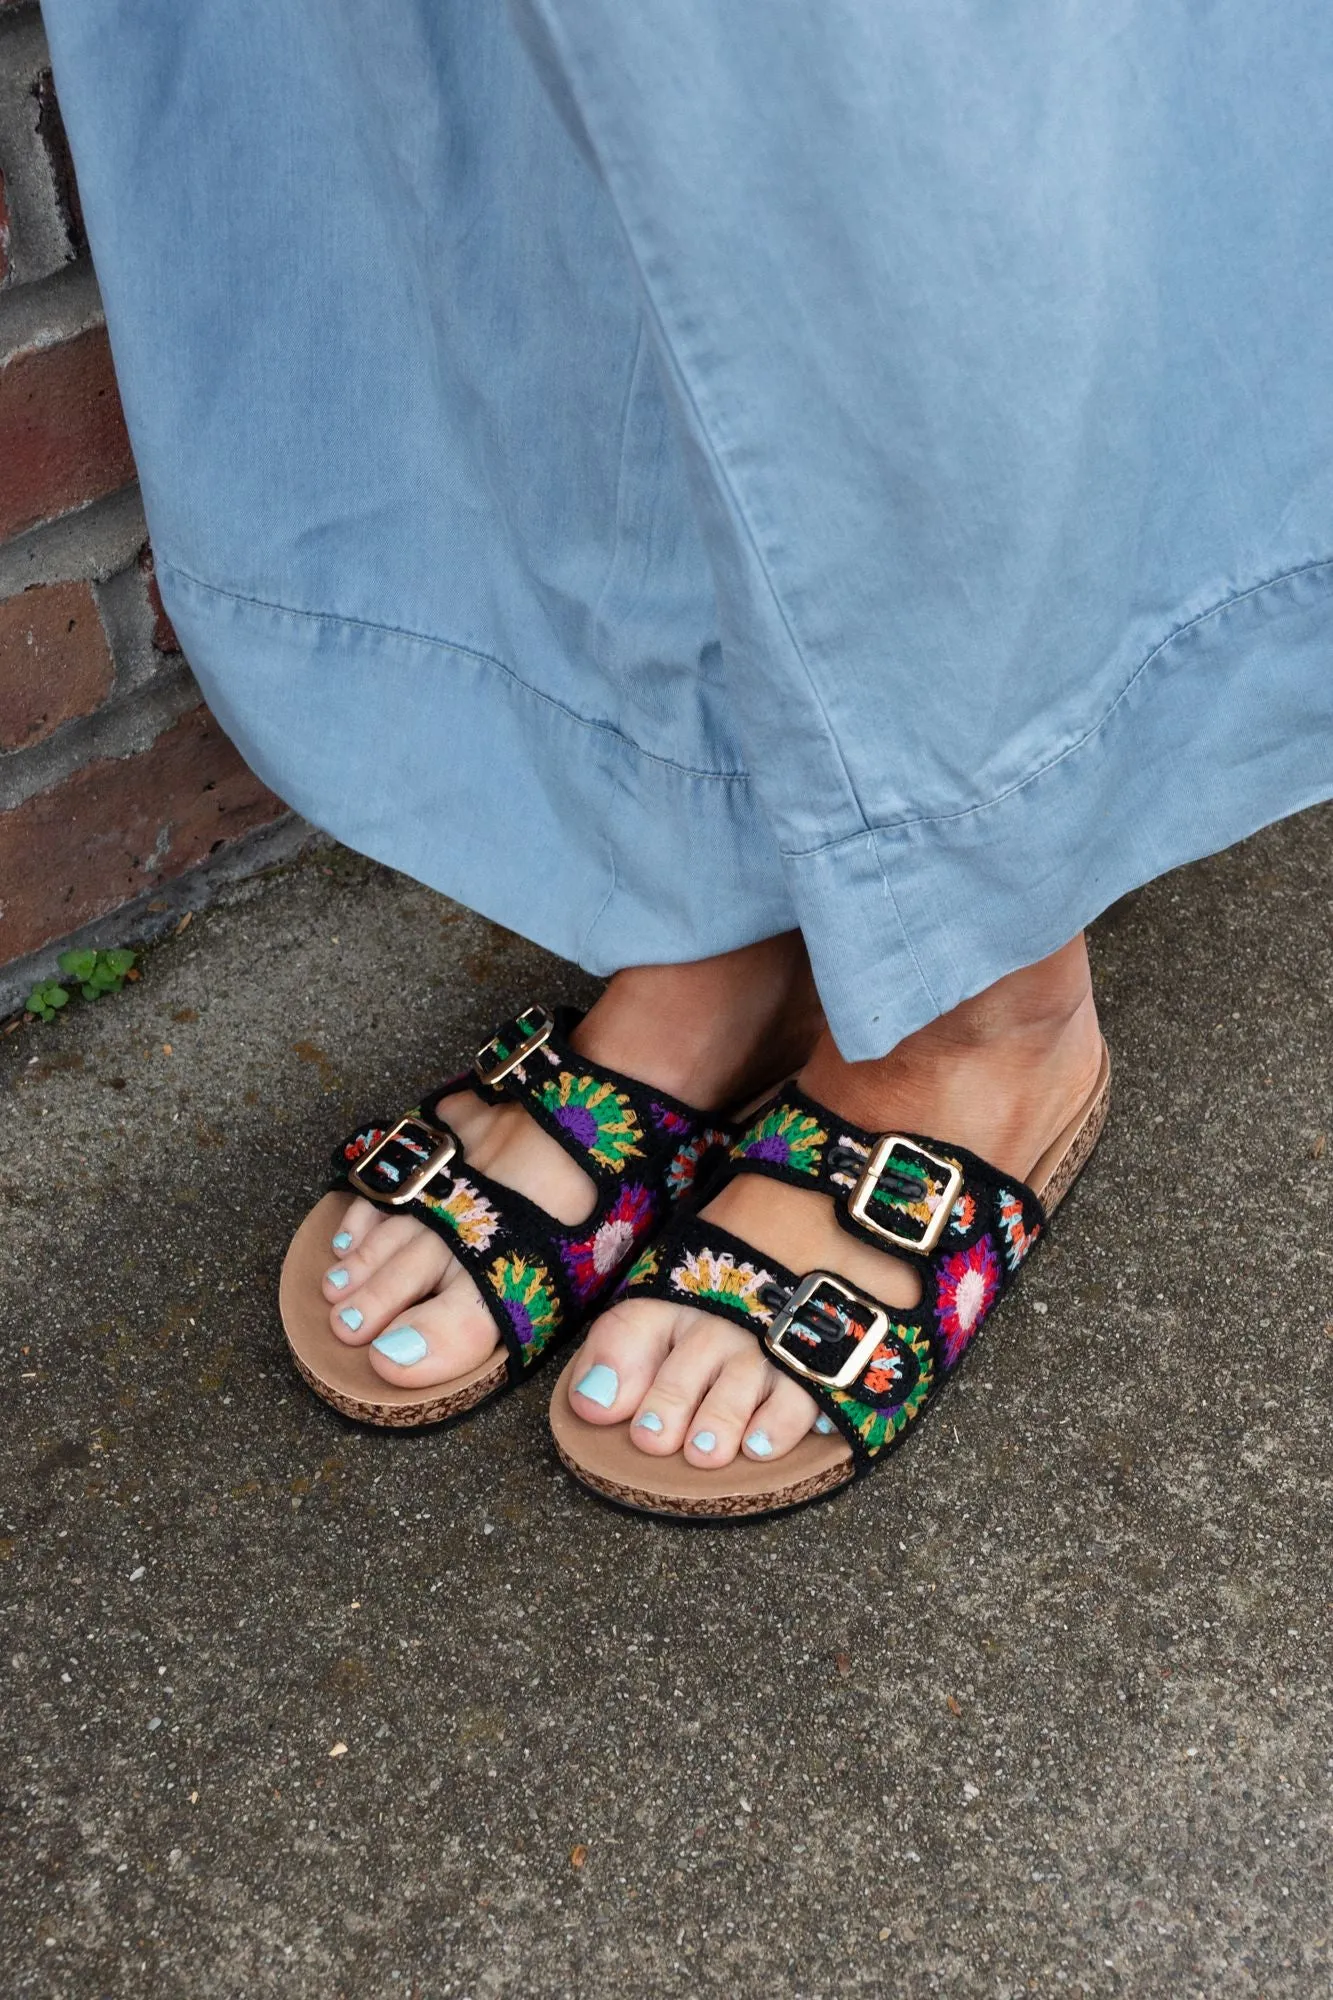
[26, 948, 138, 1022]
[25, 980, 70, 1022]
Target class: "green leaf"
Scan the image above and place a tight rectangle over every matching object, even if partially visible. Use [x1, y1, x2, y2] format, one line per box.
[58, 949, 98, 982]
[27, 981, 69, 1018]
[101, 948, 137, 976]
[81, 983, 101, 1001]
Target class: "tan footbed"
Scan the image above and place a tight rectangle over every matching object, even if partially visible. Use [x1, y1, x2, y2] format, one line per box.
[548, 1040, 1112, 1521]
[280, 1192, 508, 1426]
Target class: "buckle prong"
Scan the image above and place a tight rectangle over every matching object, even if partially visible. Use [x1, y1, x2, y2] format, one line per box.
[848, 1134, 964, 1255]
[764, 1271, 889, 1390]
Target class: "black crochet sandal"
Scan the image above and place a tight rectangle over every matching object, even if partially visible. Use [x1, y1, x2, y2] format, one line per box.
[280, 1005, 732, 1427]
[550, 1040, 1110, 1519]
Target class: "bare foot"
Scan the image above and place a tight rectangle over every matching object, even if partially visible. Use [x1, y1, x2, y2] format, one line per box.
[319, 935, 823, 1387]
[567, 937, 1104, 1464]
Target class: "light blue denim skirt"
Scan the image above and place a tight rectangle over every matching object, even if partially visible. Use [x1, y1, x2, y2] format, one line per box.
[44, 1, 1333, 1057]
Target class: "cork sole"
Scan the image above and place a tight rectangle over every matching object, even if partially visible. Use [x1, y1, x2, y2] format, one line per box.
[549, 1042, 1112, 1521]
[280, 1192, 508, 1426]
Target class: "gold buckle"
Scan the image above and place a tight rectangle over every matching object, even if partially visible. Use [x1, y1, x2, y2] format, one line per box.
[847, 1135, 963, 1255]
[474, 1005, 554, 1087]
[347, 1117, 458, 1206]
[764, 1272, 890, 1390]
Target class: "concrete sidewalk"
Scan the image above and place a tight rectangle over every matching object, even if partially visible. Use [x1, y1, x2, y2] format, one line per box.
[2, 809, 1331, 1999]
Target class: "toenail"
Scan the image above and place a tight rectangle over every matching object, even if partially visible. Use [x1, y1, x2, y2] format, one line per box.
[371, 1326, 428, 1367]
[326, 1267, 350, 1289]
[745, 1429, 774, 1457]
[691, 1430, 717, 1453]
[338, 1306, 363, 1332]
[635, 1411, 664, 1433]
[814, 1413, 835, 1435]
[574, 1363, 618, 1409]
[332, 1230, 353, 1252]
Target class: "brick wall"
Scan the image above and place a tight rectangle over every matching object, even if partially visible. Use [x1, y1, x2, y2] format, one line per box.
[0, 4, 307, 1016]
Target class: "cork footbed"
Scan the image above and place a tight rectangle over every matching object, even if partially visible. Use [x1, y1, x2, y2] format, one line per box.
[549, 1042, 1112, 1521]
[280, 1192, 508, 1426]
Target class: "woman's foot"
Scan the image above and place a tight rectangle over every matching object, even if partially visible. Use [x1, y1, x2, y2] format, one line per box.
[320, 936, 823, 1386]
[567, 936, 1105, 1465]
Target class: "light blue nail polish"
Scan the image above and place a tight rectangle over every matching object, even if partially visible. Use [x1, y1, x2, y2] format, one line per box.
[635, 1411, 664, 1433]
[814, 1413, 835, 1435]
[338, 1306, 364, 1332]
[332, 1230, 353, 1252]
[326, 1267, 350, 1290]
[574, 1363, 618, 1409]
[371, 1326, 428, 1367]
[691, 1430, 717, 1453]
[745, 1429, 774, 1457]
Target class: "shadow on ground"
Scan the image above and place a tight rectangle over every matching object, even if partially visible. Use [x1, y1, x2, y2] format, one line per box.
[1, 810, 1330, 1998]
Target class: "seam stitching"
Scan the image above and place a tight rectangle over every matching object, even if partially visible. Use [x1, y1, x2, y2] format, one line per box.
[157, 555, 753, 787]
[788, 551, 1333, 859]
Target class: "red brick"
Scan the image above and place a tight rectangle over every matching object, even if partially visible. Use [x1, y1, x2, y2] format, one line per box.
[0, 705, 286, 961]
[0, 579, 114, 750]
[0, 323, 137, 538]
[138, 542, 181, 654]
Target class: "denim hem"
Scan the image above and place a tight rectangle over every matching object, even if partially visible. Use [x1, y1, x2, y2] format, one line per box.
[788, 555, 1333, 1058]
[156, 560, 797, 980]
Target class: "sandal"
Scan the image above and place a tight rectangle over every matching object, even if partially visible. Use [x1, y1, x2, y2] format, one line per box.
[280, 1004, 732, 1426]
[549, 1039, 1111, 1519]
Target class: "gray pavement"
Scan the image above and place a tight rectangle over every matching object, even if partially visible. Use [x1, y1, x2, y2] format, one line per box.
[2, 811, 1331, 1999]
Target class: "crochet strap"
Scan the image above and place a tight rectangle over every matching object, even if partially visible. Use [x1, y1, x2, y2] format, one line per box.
[728, 1084, 1046, 1269]
[616, 1214, 936, 1465]
[328, 1005, 731, 1383]
[431, 1004, 728, 1195]
[613, 1087, 1049, 1465]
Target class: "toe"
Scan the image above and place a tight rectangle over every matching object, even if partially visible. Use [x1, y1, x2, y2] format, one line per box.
[683, 1346, 770, 1468]
[365, 1260, 501, 1387]
[626, 1313, 753, 1457]
[322, 1211, 433, 1306]
[741, 1372, 824, 1461]
[327, 1231, 452, 1343]
[328, 1195, 385, 1258]
[567, 1299, 675, 1426]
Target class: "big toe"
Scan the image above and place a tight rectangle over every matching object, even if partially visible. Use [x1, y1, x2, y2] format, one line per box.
[364, 1261, 503, 1387]
[566, 1299, 676, 1425]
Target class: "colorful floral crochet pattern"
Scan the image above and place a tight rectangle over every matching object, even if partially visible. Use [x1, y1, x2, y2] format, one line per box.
[538, 1072, 644, 1172]
[997, 1188, 1041, 1270]
[486, 1252, 561, 1355]
[560, 1182, 657, 1301]
[665, 1126, 729, 1201]
[828, 1324, 934, 1451]
[419, 1174, 501, 1252]
[949, 1190, 977, 1236]
[669, 1247, 777, 1322]
[621, 1243, 662, 1290]
[343, 1127, 386, 1163]
[934, 1233, 1002, 1369]
[734, 1104, 827, 1174]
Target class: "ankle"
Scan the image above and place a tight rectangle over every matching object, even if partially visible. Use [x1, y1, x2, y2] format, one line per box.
[798, 938, 1102, 1177]
[577, 934, 824, 1111]
[909, 936, 1094, 1052]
